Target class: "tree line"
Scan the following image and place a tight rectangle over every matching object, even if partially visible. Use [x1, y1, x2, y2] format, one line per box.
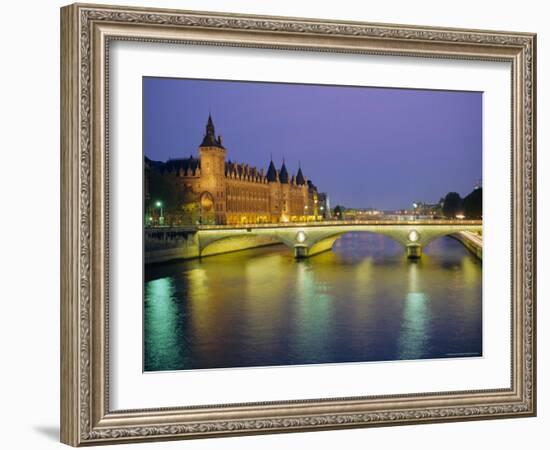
[442, 187, 482, 219]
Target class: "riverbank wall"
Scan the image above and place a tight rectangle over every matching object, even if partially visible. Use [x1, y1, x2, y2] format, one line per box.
[145, 228, 280, 264]
[450, 231, 483, 260]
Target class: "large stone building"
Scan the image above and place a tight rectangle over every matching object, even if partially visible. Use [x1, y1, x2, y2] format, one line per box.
[145, 115, 327, 226]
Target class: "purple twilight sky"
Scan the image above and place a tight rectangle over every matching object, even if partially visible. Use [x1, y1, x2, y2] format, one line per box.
[143, 77, 482, 210]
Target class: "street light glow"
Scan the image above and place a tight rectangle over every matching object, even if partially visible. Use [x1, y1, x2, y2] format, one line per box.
[155, 201, 162, 207]
[296, 230, 306, 243]
[408, 230, 420, 242]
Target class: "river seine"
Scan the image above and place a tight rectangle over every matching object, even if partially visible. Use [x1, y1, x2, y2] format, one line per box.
[144, 232, 482, 371]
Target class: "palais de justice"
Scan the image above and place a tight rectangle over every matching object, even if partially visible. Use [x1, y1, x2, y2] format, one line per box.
[145, 115, 330, 226]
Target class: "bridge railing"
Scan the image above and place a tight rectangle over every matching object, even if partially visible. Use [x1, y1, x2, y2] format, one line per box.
[194, 219, 483, 231]
[145, 225, 198, 233]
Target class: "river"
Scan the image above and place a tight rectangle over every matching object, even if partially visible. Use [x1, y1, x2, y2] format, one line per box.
[144, 232, 482, 371]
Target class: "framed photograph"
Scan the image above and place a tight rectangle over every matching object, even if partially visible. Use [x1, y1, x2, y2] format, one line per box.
[60, 3, 536, 446]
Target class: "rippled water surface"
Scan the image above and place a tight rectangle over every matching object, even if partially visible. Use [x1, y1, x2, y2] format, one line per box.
[144, 233, 482, 371]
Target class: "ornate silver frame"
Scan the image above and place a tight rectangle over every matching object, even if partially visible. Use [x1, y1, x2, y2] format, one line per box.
[60, 3, 536, 446]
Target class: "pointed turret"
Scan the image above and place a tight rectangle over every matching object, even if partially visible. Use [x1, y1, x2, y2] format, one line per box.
[266, 159, 278, 182]
[279, 160, 289, 184]
[296, 165, 306, 185]
[206, 113, 214, 133]
[200, 114, 224, 148]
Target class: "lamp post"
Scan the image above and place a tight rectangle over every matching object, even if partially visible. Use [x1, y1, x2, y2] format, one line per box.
[155, 200, 164, 226]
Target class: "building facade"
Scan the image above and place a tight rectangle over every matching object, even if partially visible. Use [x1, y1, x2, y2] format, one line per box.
[145, 115, 326, 226]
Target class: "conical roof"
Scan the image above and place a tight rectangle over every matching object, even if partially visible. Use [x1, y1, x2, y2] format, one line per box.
[296, 166, 305, 185]
[266, 160, 278, 182]
[279, 161, 289, 184]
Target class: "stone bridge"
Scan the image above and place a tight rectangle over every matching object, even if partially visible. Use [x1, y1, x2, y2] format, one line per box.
[196, 220, 482, 259]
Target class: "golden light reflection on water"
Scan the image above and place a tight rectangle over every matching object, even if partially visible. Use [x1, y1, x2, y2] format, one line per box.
[291, 261, 333, 360]
[144, 233, 482, 371]
[398, 262, 430, 359]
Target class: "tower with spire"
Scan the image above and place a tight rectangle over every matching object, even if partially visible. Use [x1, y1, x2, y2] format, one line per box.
[199, 114, 227, 224]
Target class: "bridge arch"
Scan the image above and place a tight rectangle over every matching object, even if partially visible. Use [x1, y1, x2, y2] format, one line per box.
[306, 230, 406, 257]
[199, 232, 289, 257]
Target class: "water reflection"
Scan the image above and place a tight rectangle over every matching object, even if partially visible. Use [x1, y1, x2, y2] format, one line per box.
[397, 263, 430, 359]
[144, 233, 482, 371]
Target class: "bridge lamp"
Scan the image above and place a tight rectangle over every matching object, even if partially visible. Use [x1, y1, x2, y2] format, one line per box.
[408, 230, 420, 243]
[296, 230, 307, 244]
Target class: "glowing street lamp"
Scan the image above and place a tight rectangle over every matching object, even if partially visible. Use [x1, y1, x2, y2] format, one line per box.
[408, 230, 420, 242]
[155, 200, 164, 225]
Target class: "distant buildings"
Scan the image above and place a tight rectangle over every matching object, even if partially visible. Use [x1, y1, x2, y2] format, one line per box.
[334, 207, 383, 221]
[380, 201, 442, 221]
[145, 115, 328, 226]
[332, 203, 441, 221]
[412, 201, 443, 218]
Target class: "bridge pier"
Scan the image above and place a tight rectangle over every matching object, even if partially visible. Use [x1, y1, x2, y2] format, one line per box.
[406, 244, 422, 259]
[294, 245, 308, 259]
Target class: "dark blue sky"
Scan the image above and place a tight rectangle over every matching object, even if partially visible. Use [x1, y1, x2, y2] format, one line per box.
[143, 77, 482, 210]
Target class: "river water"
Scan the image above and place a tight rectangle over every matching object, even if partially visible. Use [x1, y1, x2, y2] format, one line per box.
[144, 232, 482, 371]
